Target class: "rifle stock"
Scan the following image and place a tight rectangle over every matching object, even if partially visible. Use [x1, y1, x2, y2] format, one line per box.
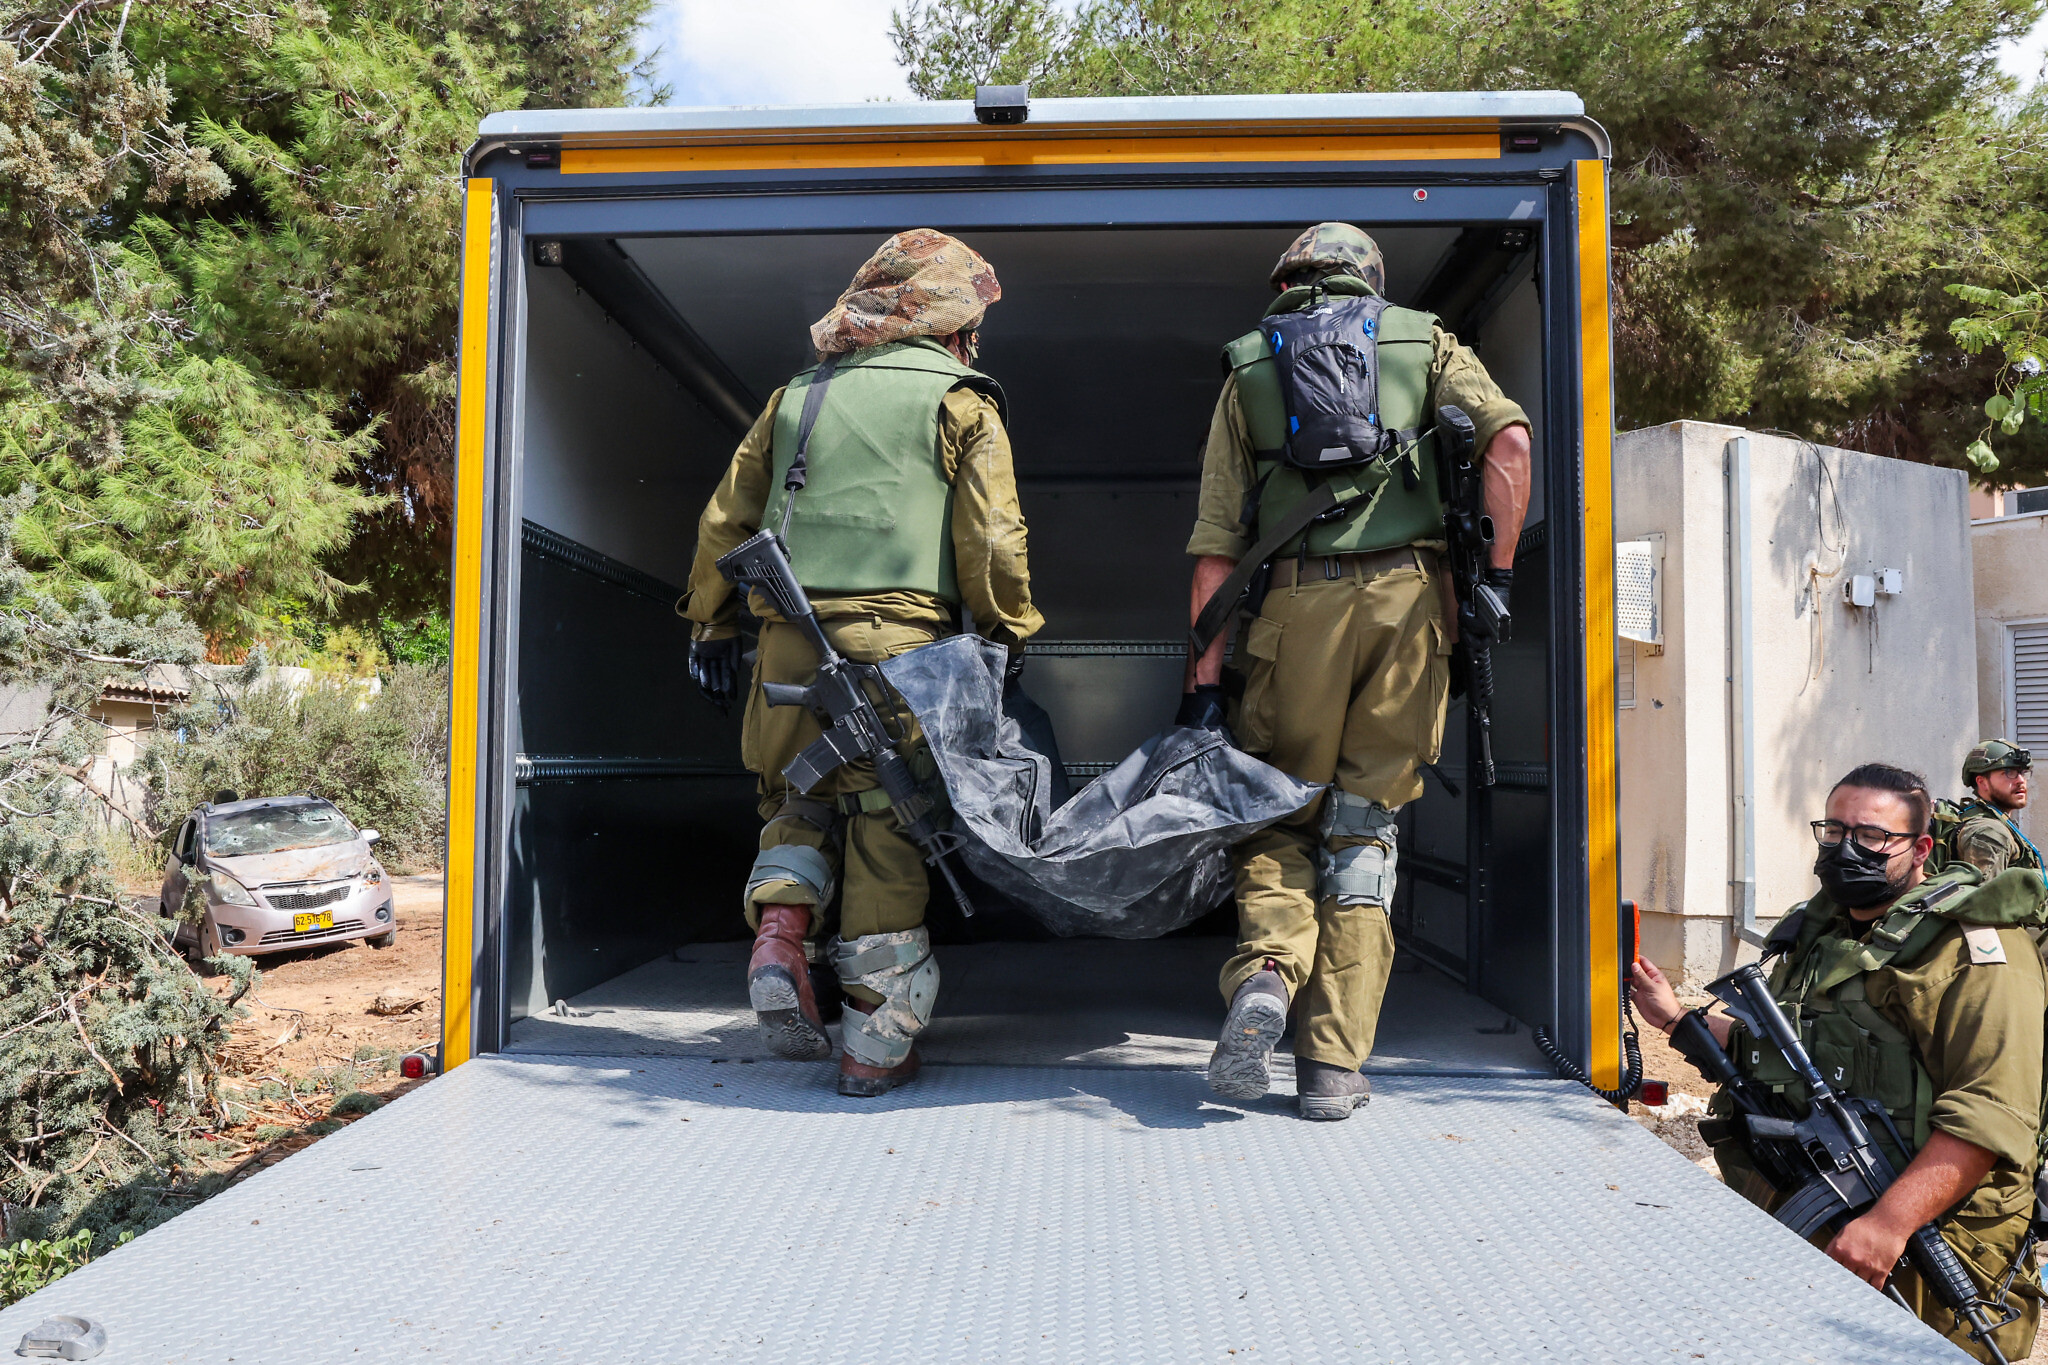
[715, 528, 976, 918]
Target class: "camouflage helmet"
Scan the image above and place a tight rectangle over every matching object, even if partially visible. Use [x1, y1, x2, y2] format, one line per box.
[1964, 738, 2032, 785]
[810, 229, 1002, 356]
[1270, 223, 1386, 294]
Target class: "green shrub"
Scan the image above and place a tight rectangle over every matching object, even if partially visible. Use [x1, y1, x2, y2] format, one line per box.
[0, 1230, 119, 1308]
[252, 1125, 290, 1142]
[141, 660, 449, 871]
[329, 1092, 385, 1117]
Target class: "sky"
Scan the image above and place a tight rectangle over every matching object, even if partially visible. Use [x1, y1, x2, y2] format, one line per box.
[640, 1, 2045, 108]
[642, 0, 912, 107]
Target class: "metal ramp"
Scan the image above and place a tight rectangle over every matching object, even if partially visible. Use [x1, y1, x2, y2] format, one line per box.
[0, 1052, 1973, 1362]
[506, 936, 1545, 1075]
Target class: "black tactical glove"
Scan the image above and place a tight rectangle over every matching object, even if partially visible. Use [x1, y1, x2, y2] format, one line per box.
[1003, 648, 1027, 696]
[1461, 564, 1514, 644]
[1482, 564, 1514, 606]
[689, 636, 741, 712]
[1175, 684, 1231, 739]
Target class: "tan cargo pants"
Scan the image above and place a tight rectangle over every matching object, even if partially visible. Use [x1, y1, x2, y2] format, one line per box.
[741, 616, 941, 943]
[1219, 552, 1451, 1071]
[1896, 1207, 2041, 1362]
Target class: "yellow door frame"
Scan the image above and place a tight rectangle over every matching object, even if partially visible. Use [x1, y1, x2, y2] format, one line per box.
[443, 178, 496, 1071]
[1575, 158, 1622, 1089]
[438, 134, 1620, 1076]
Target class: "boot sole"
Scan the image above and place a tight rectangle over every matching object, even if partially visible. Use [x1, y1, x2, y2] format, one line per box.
[749, 965, 832, 1061]
[1298, 1090, 1369, 1121]
[837, 1069, 917, 1098]
[1207, 992, 1288, 1101]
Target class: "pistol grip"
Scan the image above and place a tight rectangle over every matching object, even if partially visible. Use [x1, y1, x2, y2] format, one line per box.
[762, 682, 808, 709]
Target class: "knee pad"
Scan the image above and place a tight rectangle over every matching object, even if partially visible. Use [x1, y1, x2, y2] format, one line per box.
[829, 928, 939, 1068]
[1318, 791, 1398, 909]
[745, 843, 837, 911]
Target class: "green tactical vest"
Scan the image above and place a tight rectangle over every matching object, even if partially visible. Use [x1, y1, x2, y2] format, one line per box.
[1223, 276, 1445, 558]
[1726, 866, 2048, 1173]
[763, 338, 1004, 601]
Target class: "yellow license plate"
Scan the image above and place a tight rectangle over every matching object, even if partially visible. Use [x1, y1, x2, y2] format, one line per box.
[293, 910, 334, 933]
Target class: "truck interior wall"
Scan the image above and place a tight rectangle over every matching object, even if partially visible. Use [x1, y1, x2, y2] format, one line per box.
[506, 221, 1559, 1036]
[510, 267, 754, 1015]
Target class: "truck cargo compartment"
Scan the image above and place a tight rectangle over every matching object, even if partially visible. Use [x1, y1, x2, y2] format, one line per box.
[507, 221, 1554, 1069]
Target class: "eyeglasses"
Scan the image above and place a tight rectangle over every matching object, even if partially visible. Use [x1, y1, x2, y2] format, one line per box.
[1810, 820, 1915, 853]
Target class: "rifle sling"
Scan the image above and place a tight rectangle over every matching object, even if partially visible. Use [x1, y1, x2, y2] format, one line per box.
[776, 353, 840, 537]
[1189, 480, 1342, 653]
[1189, 420, 1432, 655]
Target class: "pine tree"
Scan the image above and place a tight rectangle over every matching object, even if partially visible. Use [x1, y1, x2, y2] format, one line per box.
[139, 0, 662, 624]
[0, 0, 379, 649]
[892, 0, 2048, 481]
[0, 487, 251, 1242]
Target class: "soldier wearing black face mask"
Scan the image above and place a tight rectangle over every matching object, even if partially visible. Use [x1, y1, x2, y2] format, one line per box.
[1632, 761, 2048, 1364]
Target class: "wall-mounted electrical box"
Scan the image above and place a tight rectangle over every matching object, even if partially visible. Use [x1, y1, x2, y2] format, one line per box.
[1846, 574, 1877, 608]
[1878, 568, 1904, 596]
[1616, 533, 1664, 654]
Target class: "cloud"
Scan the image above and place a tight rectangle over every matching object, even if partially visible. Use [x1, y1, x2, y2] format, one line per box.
[645, 0, 912, 107]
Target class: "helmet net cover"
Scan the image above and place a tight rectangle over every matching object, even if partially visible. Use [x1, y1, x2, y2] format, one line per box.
[810, 229, 1002, 356]
[1269, 222, 1386, 294]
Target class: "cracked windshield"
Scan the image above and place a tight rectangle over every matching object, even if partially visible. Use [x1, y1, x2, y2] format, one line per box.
[205, 804, 357, 857]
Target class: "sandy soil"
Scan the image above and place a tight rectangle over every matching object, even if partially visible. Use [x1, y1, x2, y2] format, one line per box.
[193, 875, 444, 1186]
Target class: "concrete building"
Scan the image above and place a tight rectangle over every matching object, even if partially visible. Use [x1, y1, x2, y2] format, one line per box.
[1969, 498, 2048, 849]
[1614, 423, 1978, 986]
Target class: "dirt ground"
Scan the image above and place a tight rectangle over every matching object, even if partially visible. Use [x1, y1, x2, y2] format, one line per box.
[189, 874, 444, 1187]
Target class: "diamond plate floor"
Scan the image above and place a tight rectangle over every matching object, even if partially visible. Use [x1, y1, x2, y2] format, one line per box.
[507, 937, 1544, 1075]
[0, 1056, 1969, 1363]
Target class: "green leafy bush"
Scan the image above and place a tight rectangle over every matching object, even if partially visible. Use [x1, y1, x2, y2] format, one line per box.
[0, 1229, 132, 1308]
[141, 661, 449, 870]
[329, 1091, 385, 1116]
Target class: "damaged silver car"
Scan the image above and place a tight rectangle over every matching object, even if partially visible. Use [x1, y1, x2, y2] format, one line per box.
[164, 795, 396, 965]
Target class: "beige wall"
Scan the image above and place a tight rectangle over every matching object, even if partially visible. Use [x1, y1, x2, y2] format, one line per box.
[1615, 423, 1977, 986]
[1970, 511, 2048, 847]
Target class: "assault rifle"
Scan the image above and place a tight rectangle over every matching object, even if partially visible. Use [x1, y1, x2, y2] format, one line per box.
[1673, 963, 2019, 1362]
[1432, 405, 1507, 787]
[716, 527, 976, 918]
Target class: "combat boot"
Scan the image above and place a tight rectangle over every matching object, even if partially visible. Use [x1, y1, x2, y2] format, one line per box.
[1207, 963, 1289, 1101]
[838, 997, 921, 1097]
[1296, 1057, 1371, 1121]
[748, 904, 832, 1060]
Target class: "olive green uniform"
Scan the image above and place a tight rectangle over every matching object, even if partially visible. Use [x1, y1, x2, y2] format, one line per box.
[1953, 800, 2044, 880]
[1192, 284, 1529, 1071]
[684, 342, 1042, 941]
[1710, 883, 2047, 1363]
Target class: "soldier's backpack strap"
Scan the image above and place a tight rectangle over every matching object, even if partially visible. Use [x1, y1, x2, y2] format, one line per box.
[1860, 867, 1986, 969]
[775, 353, 842, 538]
[1861, 865, 2048, 975]
[1924, 797, 1965, 874]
